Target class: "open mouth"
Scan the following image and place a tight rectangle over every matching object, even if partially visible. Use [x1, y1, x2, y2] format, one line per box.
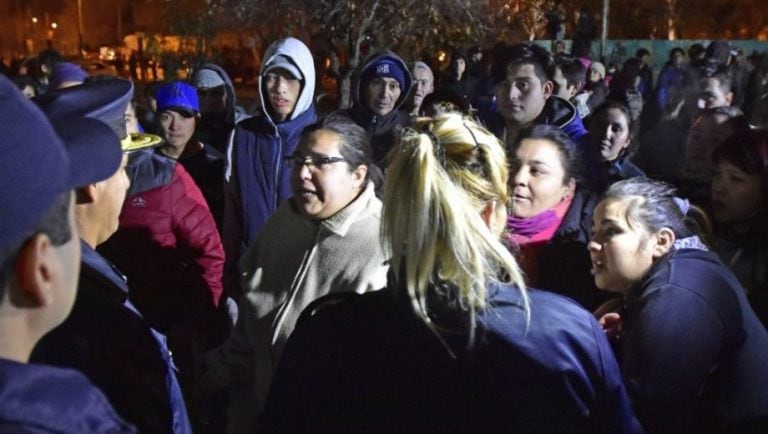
[591, 258, 604, 274]
[297, 186, 320, 200]
[272, 97, 291, 108]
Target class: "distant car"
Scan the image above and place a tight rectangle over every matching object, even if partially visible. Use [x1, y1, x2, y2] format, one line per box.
[76, 60, 118, 77]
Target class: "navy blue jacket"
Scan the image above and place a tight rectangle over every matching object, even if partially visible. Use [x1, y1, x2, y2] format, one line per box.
[32, 241, 192, 434]
[226, 105, 316, 253]
[621, 248, 768, 433]
[0, 358, 133, 433]
[262, 282, 640, 434]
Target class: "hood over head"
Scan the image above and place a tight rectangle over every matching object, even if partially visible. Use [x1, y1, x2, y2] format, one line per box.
[191, 63, 237, 125]
[259, 37, 316, 123]
[352, 50, 413, 117]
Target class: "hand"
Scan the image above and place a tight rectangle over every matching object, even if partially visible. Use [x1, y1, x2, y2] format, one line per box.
[599, 312, 624, 342]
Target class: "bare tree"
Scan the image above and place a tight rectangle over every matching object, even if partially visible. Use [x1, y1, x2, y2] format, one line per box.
[297, 0, 495, 108]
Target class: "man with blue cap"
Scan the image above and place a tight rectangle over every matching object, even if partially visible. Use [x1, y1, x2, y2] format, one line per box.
[155, 80, 225, 228]
[0, 76, 134, 432]
[30, 78, 193, 434]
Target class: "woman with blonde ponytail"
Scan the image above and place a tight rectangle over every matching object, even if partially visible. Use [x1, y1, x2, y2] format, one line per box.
[261, 114, 639, 434]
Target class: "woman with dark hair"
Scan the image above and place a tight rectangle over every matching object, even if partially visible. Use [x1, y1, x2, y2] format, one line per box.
[681, 105, 750, 206]
[200, 114, 388, 431]
[261, 113, 638, 433]
[587, 101, 645, 190]
[590, 178, 768, 434]
[507, 124, 608, 310]
[711, 129, 768, 327]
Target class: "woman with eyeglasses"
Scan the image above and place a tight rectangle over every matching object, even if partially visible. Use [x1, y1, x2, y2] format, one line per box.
[199, 114, 388, 429]
[260, 113, 638, 433]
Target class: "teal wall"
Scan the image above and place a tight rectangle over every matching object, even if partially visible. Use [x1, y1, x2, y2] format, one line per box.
[533, 39, 768, 72]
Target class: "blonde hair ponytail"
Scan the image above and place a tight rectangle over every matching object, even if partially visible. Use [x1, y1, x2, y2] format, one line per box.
[382, 113, 528, 345]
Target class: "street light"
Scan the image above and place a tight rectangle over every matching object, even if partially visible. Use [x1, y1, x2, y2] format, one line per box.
[51, 22, 58, 29]
[32, 17, 38, 24]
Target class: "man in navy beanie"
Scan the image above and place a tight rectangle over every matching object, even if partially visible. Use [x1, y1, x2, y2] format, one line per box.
[336, 50, 413, 166]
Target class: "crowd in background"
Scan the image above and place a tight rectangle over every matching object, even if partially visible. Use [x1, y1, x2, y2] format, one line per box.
[2, 34, 768, 434]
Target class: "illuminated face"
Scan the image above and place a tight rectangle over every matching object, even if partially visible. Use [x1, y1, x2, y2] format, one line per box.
[96, 154, 131, 243]
[364, 77, 402, 116]
[588, 199, 657, 294]
[590, 107, 632, 162]
[510, 138, 574, 218]
[552, 67, 571, 100]
[672, 51, 685, 67]
[711, 160, 764, 225]
[159, 110, 196, 151]
[264, 68, 301, 122]
[412, 67, 434, 111]
[124, 103, 140, 134]
[454, 58, 466, 76]
[686, 113, 735, 166]
[589, 69, 602, 83]
[494, 63, 552, 128]
[291, 129, 366, 221]
[697, 77, 732, 110]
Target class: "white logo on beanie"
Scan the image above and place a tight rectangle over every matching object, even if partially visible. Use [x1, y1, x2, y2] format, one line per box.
[377, 64, 390, 74]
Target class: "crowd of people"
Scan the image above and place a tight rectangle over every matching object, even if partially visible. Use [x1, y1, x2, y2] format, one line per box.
[1, 35, 768, 434]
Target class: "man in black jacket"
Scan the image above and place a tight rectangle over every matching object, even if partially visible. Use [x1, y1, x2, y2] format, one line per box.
[337, 50, 413, 167]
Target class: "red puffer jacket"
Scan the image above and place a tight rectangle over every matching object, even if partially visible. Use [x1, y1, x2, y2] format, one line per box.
[100, 151, 224, 334]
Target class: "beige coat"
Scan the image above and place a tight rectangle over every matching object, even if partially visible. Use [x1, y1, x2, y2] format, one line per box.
[202, 182, 388, 432]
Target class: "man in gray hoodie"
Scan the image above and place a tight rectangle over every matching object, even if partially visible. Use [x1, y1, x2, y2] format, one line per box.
[190, 63, 250, 155]
[222, 37, 317, 298]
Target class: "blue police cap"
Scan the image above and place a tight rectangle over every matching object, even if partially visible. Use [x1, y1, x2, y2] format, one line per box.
[0, 75, 118, 266]
[35, 78, 161, 152]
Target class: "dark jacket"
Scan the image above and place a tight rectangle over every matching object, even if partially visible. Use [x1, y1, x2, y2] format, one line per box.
[620, 248, 768, 434]
[336, 50, 413, 166]
[223, 38, 317, 283]
[262, 281, 640, 433]
[192, 63, 250, 155]
[0, 358, 134, 433]
[537, 188, 610, 311]
[655, 63, 685, 112]
[595, 153, 646, 194]
[634, 116, 690, 184]
[170, 144, 225, 230]
[31, 241, 191, 434]
[490, 95, 588, 145]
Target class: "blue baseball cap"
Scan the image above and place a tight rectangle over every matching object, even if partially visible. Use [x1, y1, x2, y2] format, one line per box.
[156, 81, 199, 117]
[0, 75, 119, 266]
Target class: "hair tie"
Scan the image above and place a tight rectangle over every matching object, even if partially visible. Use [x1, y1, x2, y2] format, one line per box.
[673, 197, 690, 216]
[422, 128, 446, 167]
[463, 122, 480, 149]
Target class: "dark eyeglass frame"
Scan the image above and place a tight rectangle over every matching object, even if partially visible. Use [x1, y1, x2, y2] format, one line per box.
[289, 154, 347, 169]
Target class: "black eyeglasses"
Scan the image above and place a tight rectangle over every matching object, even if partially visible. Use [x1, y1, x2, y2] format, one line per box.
[289, 154, 347, 169]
